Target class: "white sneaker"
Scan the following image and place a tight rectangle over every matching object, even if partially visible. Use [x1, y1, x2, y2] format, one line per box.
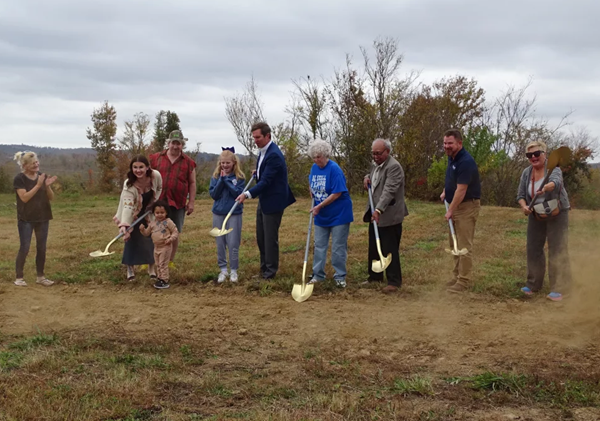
[14, 279, 27, 287]
[307, 278, 321, 285]
[230, 271, 238, 283]
[36, 278, 54, 287]
[217, 272, 228, 283]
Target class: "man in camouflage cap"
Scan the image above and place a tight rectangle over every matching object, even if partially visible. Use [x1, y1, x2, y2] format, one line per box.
[149, 130, 197, 274]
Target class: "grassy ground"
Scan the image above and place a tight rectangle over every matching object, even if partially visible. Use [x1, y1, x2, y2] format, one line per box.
[1, 192, 580, 296]
[0, 193, 599, 420]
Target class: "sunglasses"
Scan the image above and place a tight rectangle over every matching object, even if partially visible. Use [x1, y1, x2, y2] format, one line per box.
[372, 150, 386, 156]
[526, 150, 544, 159]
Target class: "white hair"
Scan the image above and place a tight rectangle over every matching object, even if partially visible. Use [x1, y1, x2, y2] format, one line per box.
[13, 151, 38, 170]
[308, 139, 332, 159]
[372, 138, 391, 151]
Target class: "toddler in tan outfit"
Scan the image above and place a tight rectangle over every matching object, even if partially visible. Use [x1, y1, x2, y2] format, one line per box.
[140, 200, 178, 289]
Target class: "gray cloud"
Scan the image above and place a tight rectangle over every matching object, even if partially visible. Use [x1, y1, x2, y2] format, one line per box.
[0, 0, 598, 154]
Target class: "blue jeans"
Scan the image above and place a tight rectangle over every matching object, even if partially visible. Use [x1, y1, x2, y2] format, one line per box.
[16, 220, 49, 279]
[312, 223, 350, 283]
[213, 213, 242, 271]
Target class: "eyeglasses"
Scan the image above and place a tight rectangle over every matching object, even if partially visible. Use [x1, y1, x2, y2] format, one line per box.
[525, 150, 544, 159]
[372, 150, 386, 156]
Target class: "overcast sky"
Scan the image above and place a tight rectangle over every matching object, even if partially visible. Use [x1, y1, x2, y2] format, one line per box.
[0, 0, 598, 155]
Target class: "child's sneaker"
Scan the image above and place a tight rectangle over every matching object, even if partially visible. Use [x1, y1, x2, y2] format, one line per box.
[307, 278, 322, 285]
[547, 292, 563, 302]
[336, 279, 347, 288]
[153, 279, 170, 289]
[230, 271, 238, 283]
[14, 279, 27, 287]
[36, 278, 54, 286]
[217, 271, 228, 283]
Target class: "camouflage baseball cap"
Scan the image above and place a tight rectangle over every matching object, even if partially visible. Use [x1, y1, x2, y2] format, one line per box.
[167, 130, 187, 144]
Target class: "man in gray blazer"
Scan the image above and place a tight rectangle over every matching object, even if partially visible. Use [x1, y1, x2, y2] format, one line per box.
[363, 138, 409, 293]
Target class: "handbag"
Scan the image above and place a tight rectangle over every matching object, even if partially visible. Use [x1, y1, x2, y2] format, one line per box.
[533, 199, 560, 220]
[530, 169, 561, 220]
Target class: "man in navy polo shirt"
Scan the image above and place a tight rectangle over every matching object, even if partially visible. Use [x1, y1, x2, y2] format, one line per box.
[440, 129, 481, 293]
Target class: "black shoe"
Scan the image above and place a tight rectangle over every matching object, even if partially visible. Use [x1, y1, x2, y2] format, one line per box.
[153, 279, 170, 289]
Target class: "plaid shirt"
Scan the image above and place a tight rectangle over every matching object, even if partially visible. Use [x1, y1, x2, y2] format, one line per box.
[149, 151, 197, 209]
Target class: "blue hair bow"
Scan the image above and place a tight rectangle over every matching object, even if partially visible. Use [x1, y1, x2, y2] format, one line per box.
[222, 146, 235, 153]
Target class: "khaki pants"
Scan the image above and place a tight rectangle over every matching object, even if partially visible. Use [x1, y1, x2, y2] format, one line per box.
[154, 243, 173, 281]
[449, 199, 480, 286]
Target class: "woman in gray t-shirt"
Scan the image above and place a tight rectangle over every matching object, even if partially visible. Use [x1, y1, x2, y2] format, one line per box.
[13, 151, 57, 287]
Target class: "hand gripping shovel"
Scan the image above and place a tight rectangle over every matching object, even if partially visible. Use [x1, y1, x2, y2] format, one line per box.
[89, 210, 151, 257]
[209, 175, 256, 237]
[528, 146, 572, 211]
[444, 201, 468, 256]
[291, 200, 315, 303]
[367, 184, 392, 273]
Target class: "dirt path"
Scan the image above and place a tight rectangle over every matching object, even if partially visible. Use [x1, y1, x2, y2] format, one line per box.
[2, 283, 600, 420]
[2, 283, 599, 367]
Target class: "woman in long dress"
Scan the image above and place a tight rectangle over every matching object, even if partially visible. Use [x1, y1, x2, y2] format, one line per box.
[113, 155, 163, 281]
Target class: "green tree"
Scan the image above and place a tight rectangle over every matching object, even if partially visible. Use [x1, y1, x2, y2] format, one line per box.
[86, 101, 118, 192]
[152, 110, 181, 151]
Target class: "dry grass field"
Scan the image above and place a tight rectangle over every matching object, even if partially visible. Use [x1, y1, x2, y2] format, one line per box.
[0, 193, 599, 420]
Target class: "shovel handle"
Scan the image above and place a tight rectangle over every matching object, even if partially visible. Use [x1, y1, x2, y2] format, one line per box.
[367, 184, 381, 241]
[304, 198, 314, 263]
[115, 210, 152, 241]
[220, 175, 256, 229]
[445, 202, 463, 254]
[444, 201, 457, 237]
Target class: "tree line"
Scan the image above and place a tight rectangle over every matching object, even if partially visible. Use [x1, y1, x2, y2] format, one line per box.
[6, 37, 596, 208]
[225, 37, 599, 208]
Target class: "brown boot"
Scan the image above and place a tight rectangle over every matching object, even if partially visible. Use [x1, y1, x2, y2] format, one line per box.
[446, 279, 457, 287]
[381, 285, 398, 294]
[447, 282, 468, 293]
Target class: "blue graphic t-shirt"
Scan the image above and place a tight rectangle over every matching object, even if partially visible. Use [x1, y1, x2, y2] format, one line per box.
[309, 160, 354, 227]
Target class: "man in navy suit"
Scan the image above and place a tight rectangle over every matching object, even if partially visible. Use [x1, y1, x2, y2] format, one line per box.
[236, 122, 296, 279]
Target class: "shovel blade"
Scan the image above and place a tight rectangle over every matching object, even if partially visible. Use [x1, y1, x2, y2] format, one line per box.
[445, 247, 468, 256]
[291, 283, 314, 303]
[456, 248, 468, 256]
[89, 250, 114, 257]
[209, 227, 233, 237]
[371, 253, 392, 273]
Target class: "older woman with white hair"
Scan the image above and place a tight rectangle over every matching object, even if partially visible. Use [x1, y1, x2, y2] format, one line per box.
[517, 140, 572, 301]
[307, 139, 354, 288]
[12, 151, 57, 287]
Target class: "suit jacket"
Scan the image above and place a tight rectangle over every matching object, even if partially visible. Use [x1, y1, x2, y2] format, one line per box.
[248, 142, 296, 214]
[363, 155, 408, 227]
